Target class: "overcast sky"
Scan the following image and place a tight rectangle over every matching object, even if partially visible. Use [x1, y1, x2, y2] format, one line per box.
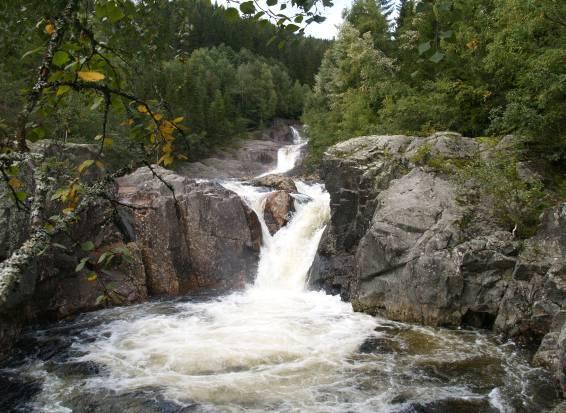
[302, 0, 354, 39]
[217, 0, 399, 40]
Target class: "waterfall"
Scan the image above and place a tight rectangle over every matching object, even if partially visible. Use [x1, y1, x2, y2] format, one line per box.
[14, 127, 548, 413]
[257, 125, 307, 177]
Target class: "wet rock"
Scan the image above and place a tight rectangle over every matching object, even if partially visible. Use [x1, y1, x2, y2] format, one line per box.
[117, 166, 262, 295]
[65, 390, 199, 413]
[48, 360, 101, 378]
[0, 143, 135, 360]
[315, 133, 566, 389]
[263, 191, 294, 235]
[251, 174, 297, 193]
[178, 120, 297, 179]
[0, 372, 42, 412]
[395, 398, 498, 413]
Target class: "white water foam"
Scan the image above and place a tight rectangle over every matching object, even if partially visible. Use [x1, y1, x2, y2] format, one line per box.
[23, 126, 549, 412]
[74, 177, 383, 411]
[257, 126, 307, 177]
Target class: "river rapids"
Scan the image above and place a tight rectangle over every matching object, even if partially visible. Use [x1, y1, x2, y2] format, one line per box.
[0, 128, 558, 412]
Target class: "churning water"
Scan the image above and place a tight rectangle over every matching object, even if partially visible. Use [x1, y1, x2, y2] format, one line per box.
[0, 130, 560, 412]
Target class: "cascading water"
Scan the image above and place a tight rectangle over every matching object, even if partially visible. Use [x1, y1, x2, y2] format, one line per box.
[0, 128, 559, 413]
[258, 126, 307, 177]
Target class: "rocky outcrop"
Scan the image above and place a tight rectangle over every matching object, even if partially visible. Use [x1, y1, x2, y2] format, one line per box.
[177, 120, 297, 179]
[117, 166, 262, 295]
[311, 132, 566, 392]
[0, 141, 144, 358]
[1, 157, 264, 359]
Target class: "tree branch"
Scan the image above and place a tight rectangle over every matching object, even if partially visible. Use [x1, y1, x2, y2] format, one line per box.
[13, 0, 79, 152]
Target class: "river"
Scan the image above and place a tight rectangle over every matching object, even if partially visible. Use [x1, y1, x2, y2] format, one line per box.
[0, 128, 558, 412]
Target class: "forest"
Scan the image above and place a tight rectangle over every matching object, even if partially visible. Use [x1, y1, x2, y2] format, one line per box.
[304, 0, 565, 175]
[0, 0, 329, 161]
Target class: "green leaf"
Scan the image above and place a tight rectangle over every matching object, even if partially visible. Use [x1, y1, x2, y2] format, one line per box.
[75, 257, 89, 272]
[266, 0, 277, 5]
[15, 191, 27, 202]
[7, 165, 19, 176]
[439, 30, 453, 39]
[313, 15, 326, 23]
[56, 85, 71, 97]
[418, 41, 432, 55]
[81, 240, 95, 251]
[21, 46, 43, 59]
[106, 3, 125, 23]
[225, 7, 239, 21]
[416, 2, 430, 13]
[294, 15, 303, 24]
[280, 3, 287, 10]
[239, 1, 255, 15]
[429, 51, 445, 63]
[97, 251, 112, 265]
[52, 51, 70, 66]
[90, 96, 104, 111]
[95, 294, 107, 305]
[285, 24, 299, 32]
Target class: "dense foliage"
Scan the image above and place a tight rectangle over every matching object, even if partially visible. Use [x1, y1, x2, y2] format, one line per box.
[304, 0, 566, 171]
[0, 0, 328, 160]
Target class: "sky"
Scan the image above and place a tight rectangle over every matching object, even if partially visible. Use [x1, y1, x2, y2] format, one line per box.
[217, 0, 399, 40]
[302, 0, 354, 39]
[217, 0, 354, 40]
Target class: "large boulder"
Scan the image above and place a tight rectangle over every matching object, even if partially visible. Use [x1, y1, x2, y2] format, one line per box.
[263, 191, 294, 235]
[311, 132, 566, 391]
[117, 166, 262, 295]
[251, 174, 297, 193]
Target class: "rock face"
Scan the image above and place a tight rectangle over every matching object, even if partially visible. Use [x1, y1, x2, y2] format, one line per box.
[0, 141, 147, 359]
[1, 157, 263, 359]
[178, 119, 297, 179]
[310, 132, 566, 392]
[117, 167, 262, 295]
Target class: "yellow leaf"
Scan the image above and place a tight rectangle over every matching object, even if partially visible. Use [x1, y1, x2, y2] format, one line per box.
[162, 133, 175, 143]
[158, 154, 174, 166]
[45, 23, 55, 35]
[159, 120, 175, 135]
[77, 71, 105, 82]
[177, 154, 188, 160]
[173, 117, 184, 124]
[103, 137, 113, 147]
[78, 159, 94, 173]
[162, 143, 173, 154]
[87, 273, 98, 281]
[8, 177, 23, 189]
[95, 160, 105, 169]
[62, 207, 75, 215]
[466, 39, 478, 50]
[137, 104, 148, 113]
[127, 119, 134, 125]
[149, 133, 156, 144]
[153, 113, 163, 121]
